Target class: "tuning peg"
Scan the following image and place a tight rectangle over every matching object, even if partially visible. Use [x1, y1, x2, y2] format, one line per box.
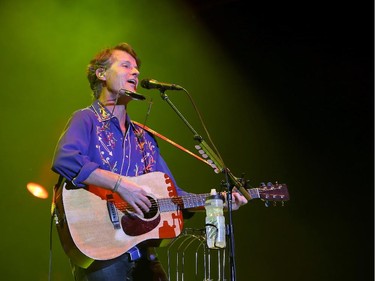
[281, 201, 285, 207]
[264, 200, 270, 207]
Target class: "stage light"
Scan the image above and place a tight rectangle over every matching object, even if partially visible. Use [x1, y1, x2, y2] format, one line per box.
[27, 182, 49, 199]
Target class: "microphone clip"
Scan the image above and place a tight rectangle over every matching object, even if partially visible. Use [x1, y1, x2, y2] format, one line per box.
[118, 89, 146, 101]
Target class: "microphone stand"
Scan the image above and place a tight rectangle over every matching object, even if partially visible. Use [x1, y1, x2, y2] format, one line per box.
[158, 90, 251, 281]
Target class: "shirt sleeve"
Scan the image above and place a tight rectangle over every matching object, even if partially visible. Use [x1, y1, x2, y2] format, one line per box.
[51, 109, 99, 187]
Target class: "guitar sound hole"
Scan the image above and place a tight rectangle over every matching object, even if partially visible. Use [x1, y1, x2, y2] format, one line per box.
[143, 196, 157, 219]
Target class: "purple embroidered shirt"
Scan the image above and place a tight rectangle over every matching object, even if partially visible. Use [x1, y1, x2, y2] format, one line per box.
[52, 100, 186, 195]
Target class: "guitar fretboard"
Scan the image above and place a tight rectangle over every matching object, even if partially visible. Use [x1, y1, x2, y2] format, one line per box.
[157, 193, 210, 212]
[156, 189, 261, 212]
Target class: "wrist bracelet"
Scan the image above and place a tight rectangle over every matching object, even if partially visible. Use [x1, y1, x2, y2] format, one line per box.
[113, 175, 122, 192]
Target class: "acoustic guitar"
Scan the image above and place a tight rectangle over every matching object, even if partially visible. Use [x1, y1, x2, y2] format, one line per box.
[53, 171, 289, 268]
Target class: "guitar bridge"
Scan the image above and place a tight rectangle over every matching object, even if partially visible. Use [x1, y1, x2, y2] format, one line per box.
[106, 194, 121, 229]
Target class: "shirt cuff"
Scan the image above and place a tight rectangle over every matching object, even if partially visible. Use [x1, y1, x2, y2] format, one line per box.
[71, 162, 100, 187]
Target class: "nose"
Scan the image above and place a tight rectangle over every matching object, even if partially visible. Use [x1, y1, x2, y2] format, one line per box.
[132, 67, 140, 77]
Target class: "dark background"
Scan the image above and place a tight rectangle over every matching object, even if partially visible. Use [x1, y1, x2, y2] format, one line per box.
[180, 1, 374, 280]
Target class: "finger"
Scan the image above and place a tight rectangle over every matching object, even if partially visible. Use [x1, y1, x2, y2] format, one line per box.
[142, 195, 152, 208]
[234, 193, 247, 203]
[131, 204, 144, 217]
[136, 198, 150, 213]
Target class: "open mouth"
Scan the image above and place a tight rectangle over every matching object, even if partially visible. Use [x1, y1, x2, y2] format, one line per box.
[127, 79, 137, 86]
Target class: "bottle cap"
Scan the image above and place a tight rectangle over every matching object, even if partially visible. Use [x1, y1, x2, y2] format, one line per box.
[206, 189, 225, 201]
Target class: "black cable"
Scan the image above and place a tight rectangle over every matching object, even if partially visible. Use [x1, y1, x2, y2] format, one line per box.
[224, 170, 237, 281]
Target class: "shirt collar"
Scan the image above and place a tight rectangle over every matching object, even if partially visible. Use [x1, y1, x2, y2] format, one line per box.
[91, 100, 115, 122]
[90, 100, 133, 130]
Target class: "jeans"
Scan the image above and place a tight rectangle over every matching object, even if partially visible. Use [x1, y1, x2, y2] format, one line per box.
[72, 251, 168, 281]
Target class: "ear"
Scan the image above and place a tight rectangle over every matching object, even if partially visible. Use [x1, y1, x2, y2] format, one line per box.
[96, 68, 106, 81]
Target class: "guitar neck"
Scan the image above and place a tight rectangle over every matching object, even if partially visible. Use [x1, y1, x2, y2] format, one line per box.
[157, 193, 209, 212]
[157, 188, 259, 212]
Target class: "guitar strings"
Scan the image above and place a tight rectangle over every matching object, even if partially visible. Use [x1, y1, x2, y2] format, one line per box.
[114, 194, 209, 213]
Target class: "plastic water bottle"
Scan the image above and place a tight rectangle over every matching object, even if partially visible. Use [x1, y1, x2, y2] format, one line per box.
[205, 189, 226, 249]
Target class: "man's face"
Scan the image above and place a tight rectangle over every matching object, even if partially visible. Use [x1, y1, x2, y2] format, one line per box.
[103, 50, 139, 94]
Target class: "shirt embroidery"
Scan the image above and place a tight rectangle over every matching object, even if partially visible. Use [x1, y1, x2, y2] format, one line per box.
[90, 101, 157, 175]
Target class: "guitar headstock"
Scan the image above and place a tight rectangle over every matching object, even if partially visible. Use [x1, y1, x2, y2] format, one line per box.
[254, 182, 289, 207]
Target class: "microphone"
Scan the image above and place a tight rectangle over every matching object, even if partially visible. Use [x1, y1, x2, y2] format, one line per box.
[118, 89, 146, 101]
[140, 78, 183, 91]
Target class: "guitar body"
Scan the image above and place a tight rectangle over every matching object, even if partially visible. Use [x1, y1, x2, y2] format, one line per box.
[54, 172, 184, 268]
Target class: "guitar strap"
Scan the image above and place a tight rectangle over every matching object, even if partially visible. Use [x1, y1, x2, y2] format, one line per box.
[51, 176, 64, 216]
[132, 120, 212, 168]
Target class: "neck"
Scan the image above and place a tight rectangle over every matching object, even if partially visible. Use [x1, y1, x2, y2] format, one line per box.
[99, 94, 122, 107]
[98, 94, 126, 125]
[107, 104, 127, 134]
[99, 88, 131, 107]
